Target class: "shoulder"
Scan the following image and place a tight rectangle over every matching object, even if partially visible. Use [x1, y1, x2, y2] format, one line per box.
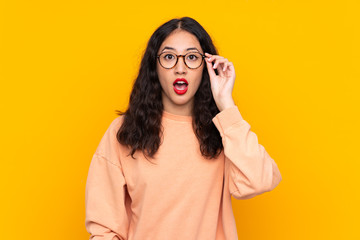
[94, 115, 125, 159]
[108, 115, 125, 131]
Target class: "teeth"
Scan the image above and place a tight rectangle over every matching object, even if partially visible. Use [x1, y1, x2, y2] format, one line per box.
[176, 81, 186, 84]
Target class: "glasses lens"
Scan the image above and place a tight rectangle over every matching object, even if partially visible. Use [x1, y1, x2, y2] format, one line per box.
[158, 52, 204, 69]
[159, 53, 177, 68]
[185, 52, 203, 69]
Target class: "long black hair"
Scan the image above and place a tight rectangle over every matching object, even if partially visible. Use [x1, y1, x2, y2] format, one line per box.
[115, 17, 223, 162]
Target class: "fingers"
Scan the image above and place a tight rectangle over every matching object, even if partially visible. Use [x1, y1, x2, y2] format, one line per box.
[205, 55, 217, 80]
[205, 53, 231, 73]
[205, 53, 225, 70]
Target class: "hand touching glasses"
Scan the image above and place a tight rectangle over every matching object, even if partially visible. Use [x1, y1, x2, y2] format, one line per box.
[205, 52, 236, 112]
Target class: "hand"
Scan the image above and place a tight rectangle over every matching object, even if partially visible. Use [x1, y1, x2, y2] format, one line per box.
[205, 52, 236, 112]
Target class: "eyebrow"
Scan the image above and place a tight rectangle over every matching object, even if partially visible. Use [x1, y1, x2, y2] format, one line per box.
[160, 46, 201, 53]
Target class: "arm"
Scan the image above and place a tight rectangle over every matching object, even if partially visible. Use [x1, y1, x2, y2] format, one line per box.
[85, 118, 130, 239]
[212, 106, 282, 200]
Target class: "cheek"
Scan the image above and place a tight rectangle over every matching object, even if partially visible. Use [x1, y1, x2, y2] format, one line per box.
[191, 73, 203, 93]
[194, 69, 204, 86]
[156, 64, 162, 79]
[157, 63, 169, 80]
[156, 66, 169, 90]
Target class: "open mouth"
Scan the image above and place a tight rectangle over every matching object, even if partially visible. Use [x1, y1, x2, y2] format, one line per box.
[173, 78, 188, 90]
[173, 78, 188, 94]
[173, 81, 188, 90]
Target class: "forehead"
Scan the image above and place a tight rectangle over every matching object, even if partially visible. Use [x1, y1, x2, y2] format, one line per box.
[159, 30, 202, 53]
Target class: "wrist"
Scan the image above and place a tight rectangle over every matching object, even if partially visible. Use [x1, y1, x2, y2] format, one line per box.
[218, 99, 236, 112]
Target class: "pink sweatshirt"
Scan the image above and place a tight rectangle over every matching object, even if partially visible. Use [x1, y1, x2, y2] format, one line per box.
[85, 105, 282, 240]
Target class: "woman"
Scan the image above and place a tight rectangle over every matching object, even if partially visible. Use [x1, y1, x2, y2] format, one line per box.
[85, 17, 282, 240]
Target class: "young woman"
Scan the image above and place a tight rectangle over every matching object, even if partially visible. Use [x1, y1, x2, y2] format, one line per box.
[85, 17, 282, 240]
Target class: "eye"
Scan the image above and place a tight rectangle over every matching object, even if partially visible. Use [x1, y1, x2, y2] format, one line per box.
[187, 54, 199, 61]
[163, 54, 175, 60]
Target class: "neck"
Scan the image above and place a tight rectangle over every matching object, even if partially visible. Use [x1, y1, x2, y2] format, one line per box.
[162, 99, 194, 116]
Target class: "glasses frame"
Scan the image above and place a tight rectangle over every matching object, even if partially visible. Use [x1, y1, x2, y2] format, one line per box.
[157, 52, 206, 69]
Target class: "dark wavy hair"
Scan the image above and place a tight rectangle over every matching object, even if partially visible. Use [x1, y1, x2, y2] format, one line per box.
[115, 17, 223, 163]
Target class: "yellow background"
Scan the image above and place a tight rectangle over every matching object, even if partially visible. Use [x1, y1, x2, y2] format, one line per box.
[1, 0, 359, 239]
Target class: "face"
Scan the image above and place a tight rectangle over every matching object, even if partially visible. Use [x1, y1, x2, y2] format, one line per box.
[156, 29, 204, 116]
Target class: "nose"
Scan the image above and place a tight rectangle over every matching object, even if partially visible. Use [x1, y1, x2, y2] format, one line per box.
[174, 56, 187, 74]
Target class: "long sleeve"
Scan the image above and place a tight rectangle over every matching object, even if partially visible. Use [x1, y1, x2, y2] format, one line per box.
[212, 106, 282, 200]
[85, 118, 131, 240]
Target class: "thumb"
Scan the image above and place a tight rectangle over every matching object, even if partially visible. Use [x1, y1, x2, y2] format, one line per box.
[205, 57, 217, 81]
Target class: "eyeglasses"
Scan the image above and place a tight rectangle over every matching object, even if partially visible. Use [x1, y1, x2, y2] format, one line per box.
[157, 52, 205, 69]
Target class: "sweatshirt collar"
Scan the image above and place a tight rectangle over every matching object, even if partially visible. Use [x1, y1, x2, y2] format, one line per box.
[162, 110, 193, 122]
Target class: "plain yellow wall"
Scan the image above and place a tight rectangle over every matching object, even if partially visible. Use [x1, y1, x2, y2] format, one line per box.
[1, 0, 359, 239]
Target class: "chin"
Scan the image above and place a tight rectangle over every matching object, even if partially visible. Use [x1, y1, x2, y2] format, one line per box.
[173, 98, 190, 106]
